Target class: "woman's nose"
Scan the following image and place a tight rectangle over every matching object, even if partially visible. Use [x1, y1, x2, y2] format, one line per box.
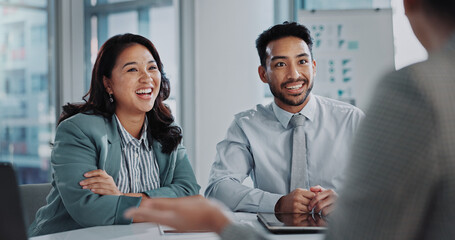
[139, 69, 153, 82]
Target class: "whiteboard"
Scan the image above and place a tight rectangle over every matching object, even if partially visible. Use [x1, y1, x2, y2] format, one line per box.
[298, 9, 395, 110]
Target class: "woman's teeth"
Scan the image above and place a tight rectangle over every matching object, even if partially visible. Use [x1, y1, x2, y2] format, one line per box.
[136, 88, 152, 94]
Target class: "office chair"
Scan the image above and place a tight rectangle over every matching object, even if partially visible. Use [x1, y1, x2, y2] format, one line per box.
[19, 183, 52, 229]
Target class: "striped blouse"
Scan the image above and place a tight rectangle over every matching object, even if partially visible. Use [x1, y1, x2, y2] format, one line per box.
[114, 115, 160, 193]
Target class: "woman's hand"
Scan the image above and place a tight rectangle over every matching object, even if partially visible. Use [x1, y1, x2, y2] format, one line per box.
[79, 169, 123, 196]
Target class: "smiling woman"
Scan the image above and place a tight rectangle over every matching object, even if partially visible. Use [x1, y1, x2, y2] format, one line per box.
[28, 34, 200, 237]
[103, 44, 161, 138]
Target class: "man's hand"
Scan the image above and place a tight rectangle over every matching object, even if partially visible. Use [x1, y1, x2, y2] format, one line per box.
[125, 195, 231, 234]
[79, 169, 122, 196]
[274, 188, 316, 213]
[308, 185, 338, 216]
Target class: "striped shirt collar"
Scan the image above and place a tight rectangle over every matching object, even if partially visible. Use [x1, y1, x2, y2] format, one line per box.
[272, 93, 316, 129]
[114, 114, 150, 151]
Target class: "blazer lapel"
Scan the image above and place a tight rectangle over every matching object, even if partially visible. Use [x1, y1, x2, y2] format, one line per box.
[151, 139, 171, 186]
[103, 115, 122, 180]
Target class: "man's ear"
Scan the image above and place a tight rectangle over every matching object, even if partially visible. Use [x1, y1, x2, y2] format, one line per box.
[103, 76, 113, 94]
[312, 59, 317, 77]
[258, 65, 268, 83]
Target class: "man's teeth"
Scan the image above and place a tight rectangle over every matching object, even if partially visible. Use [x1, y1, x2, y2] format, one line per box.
[286, 84, 303, 90]
[136, 89, 152, 94]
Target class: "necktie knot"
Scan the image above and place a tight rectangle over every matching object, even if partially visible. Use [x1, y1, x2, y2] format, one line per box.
[289, 114, 305, 128]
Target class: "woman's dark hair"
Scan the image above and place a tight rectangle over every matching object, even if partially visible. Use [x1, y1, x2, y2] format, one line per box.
[256, 21, 313, 68]
[59, 33, 181, 154]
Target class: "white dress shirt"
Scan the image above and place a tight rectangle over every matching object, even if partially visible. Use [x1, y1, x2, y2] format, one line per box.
[205, 94, 364, 212]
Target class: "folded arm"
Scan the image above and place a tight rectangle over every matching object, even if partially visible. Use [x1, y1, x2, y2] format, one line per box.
[52, 120, 141, 227]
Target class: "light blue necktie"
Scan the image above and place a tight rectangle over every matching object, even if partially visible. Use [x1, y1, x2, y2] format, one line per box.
[289, 114, 308, 192]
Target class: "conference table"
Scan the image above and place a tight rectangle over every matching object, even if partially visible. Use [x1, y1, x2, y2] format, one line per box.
[30, 212, 325, 240]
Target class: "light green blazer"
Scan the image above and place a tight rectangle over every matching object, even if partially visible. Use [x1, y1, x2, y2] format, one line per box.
[29, 113, 200, 236]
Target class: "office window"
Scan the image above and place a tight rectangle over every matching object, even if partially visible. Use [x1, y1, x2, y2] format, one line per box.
[0, 0, 55, 184]
[84, 0, 179, 121]
[0, 0, 47, 8]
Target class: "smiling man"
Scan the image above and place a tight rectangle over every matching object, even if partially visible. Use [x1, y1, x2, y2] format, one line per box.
[205, 22, 364, 215]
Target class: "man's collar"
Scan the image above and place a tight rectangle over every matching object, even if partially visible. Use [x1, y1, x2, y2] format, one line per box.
[272, 93, 316, 129]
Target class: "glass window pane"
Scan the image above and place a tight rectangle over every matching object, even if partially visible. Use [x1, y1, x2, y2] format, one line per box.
[107, 11, 138, 36]
[106, 0, 135, 4]
[149, 5, 178, 120]
[89, 0, 136, 5]
[85, 0, 179, 122]
[0, 0, 46, 8]
[0, 5, 54, 184]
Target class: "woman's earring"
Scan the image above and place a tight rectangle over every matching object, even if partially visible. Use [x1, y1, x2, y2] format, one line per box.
[109, 94, 114, 103]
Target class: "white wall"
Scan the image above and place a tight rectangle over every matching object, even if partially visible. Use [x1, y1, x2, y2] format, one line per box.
[391, 0, 427, 70]
[193, 0, 274, 191]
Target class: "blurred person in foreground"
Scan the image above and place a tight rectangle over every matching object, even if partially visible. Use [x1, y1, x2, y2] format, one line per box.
[326, 0, 455, 238]
[126, 0, 455, 239]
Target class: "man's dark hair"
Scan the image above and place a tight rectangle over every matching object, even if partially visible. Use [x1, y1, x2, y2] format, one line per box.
[255, 21, 313, 68]
[422, 0, 455, 23]
[59, 33, 182, 154]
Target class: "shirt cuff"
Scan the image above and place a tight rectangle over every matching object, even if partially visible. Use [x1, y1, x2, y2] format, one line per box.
[258, 192, 283, 213]
[115, 195, 142, 224]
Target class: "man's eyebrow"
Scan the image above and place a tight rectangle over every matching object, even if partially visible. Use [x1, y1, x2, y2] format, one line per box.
[270, 56, 288, 61]
[296, 53, 310, 58]
[122, 60, 156, 69]
[270, 53, 310, 62]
